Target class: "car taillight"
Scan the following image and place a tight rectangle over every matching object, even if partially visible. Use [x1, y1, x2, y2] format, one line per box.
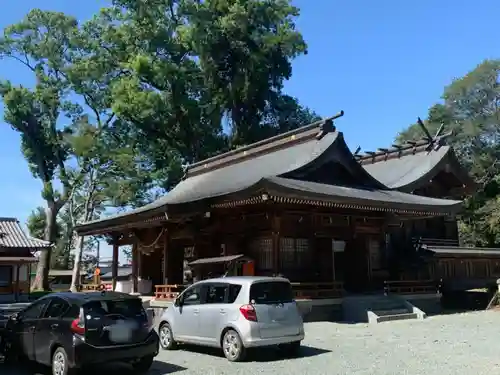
[239, 304, 257, 322]
[71, 318, 85, 335]
[71, 309, 85, 335]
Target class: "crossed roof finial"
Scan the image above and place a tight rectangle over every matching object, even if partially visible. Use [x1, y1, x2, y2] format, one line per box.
[417, 117, 453, 150]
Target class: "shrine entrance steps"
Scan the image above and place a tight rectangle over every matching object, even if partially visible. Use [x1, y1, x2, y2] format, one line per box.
[342, 293, 426, 324]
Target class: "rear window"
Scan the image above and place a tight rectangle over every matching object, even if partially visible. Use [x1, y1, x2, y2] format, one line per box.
[83, 299, 145, 320]
[228, 284, 242, 303]
[249, 281, 294, 304]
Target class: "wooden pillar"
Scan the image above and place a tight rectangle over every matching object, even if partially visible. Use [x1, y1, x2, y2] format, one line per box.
[138, 249, 142, 279]
[163, 230, 169, 284]
[111, 241, 119, 292]
[272, 214, 281, 276]
[332, 241, 336, 282]
[131, 240, 139, 294]
[15, 264, 20, 302]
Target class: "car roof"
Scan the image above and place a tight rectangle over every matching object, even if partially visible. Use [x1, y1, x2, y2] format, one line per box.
[194, 276, 290, 286]
[38, 291, 140, 306]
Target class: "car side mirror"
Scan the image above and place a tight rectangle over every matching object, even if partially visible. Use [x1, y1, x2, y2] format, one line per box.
[174, 296, 182, 307]
[10, 312, 21, 322]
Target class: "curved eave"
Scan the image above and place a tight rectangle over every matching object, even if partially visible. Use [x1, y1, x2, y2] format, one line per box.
[212, 177, 463, 216]
[362, 146, 475, 193]
[75, 131, 341, 236]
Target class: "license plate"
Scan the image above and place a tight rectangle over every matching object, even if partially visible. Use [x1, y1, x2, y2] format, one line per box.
[107, 321, 134, 343]
[272, 306, 286, 321]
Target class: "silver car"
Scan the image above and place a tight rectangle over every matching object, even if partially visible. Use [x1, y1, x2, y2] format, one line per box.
[158, 276, 304, 361]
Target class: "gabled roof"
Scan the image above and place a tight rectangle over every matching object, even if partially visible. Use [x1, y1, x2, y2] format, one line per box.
[75, 114, 464, 236]
[0, 217, 51, 251]
[357, 138, 475, 193]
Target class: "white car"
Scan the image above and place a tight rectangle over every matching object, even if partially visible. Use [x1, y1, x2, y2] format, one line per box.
[158, 276, 304, 361]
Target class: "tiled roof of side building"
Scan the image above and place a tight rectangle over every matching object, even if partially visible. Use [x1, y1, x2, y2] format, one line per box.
[0, 217, 51, 250]
[357, 137, 475, 192]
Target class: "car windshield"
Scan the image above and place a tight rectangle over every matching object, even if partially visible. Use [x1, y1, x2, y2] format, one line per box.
[83, 298, 145, 320]
[249, 281, 294, 304]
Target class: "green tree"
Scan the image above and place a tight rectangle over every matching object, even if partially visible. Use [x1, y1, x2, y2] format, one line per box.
[68, 117, 152, 291]
[0, 10, 151, 289]
[181, 0, 307, 145]
[398, 60, 500, 246]
[90, 0, 314, 190]
[0, 10, 79, 290]
[26, 207, 69, 269]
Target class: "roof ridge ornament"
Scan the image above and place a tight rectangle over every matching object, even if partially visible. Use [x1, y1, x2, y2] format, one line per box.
[357, 115, 455, 162]
[315, 110, 344, 140]
[417, 117, 453, 151]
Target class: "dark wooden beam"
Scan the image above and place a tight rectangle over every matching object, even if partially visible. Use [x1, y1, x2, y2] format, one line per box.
[111, 241, 119, 291]
[417, 117, 433, 142]
[131, 239, 139, 293]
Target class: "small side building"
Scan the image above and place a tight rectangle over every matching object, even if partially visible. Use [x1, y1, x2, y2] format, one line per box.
[0, 217, 50, 302]
[358, 134, 500, 290]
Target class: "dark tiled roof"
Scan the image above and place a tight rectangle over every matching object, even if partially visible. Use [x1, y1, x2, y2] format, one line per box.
[362, 145, 450, 190]
[262, 177, 462, 214]
[75, 115, 465, 235]
[0, 218, 51, 250]
[99, 266, 132, 280]
[358, 140, 474, 192]
[189, 254, 247, 266]
[77, 114, 384, 233]
[423, 245, 500, 256]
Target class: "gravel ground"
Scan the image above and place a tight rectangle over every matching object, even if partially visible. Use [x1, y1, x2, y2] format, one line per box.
[4, 310, 500, 375]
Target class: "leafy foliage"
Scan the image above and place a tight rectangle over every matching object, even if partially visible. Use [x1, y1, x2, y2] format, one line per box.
[398, 60, 500, 247]
[1, 3, 319, 289]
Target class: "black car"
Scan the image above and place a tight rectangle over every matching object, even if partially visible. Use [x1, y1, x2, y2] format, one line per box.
[1, 291, 159, 375]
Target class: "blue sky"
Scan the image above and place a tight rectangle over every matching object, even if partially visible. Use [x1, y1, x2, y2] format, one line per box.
[0, 0, 497, 260]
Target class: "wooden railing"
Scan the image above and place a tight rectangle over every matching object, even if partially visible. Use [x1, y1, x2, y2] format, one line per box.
[80, 284, 107, 291]
[413, 237, 459, 247]
[384, 280, 440, 295]
[291, 282, 344, 299]
[154, 284, 186, 301]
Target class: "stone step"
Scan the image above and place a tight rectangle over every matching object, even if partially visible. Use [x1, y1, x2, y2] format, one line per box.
[370, 302, 407, 310]
[372, 308, 411, 316]
[376, 312, 419, 323]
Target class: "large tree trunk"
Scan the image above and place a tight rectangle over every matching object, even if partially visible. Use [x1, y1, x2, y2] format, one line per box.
[31, 204, 58, 291]
[70, 235, 85, 292]
[70, 193, 94, 292]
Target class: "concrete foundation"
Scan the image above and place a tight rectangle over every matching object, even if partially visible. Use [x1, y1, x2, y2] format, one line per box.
[145, 293, 442, 324]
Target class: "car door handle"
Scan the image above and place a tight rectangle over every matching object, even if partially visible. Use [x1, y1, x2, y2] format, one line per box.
[50, 324, 59, 330]
[193, 309, 200, 314]
[28, 326, 35, 333]
[219, 309, 226, 314]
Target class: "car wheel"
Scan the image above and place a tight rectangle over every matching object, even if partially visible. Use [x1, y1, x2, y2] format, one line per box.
[222, 329, 246, 362]
[159, 322, 177, 350]
[52, 347, 70, 375]
[132, 355, 154, 373]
